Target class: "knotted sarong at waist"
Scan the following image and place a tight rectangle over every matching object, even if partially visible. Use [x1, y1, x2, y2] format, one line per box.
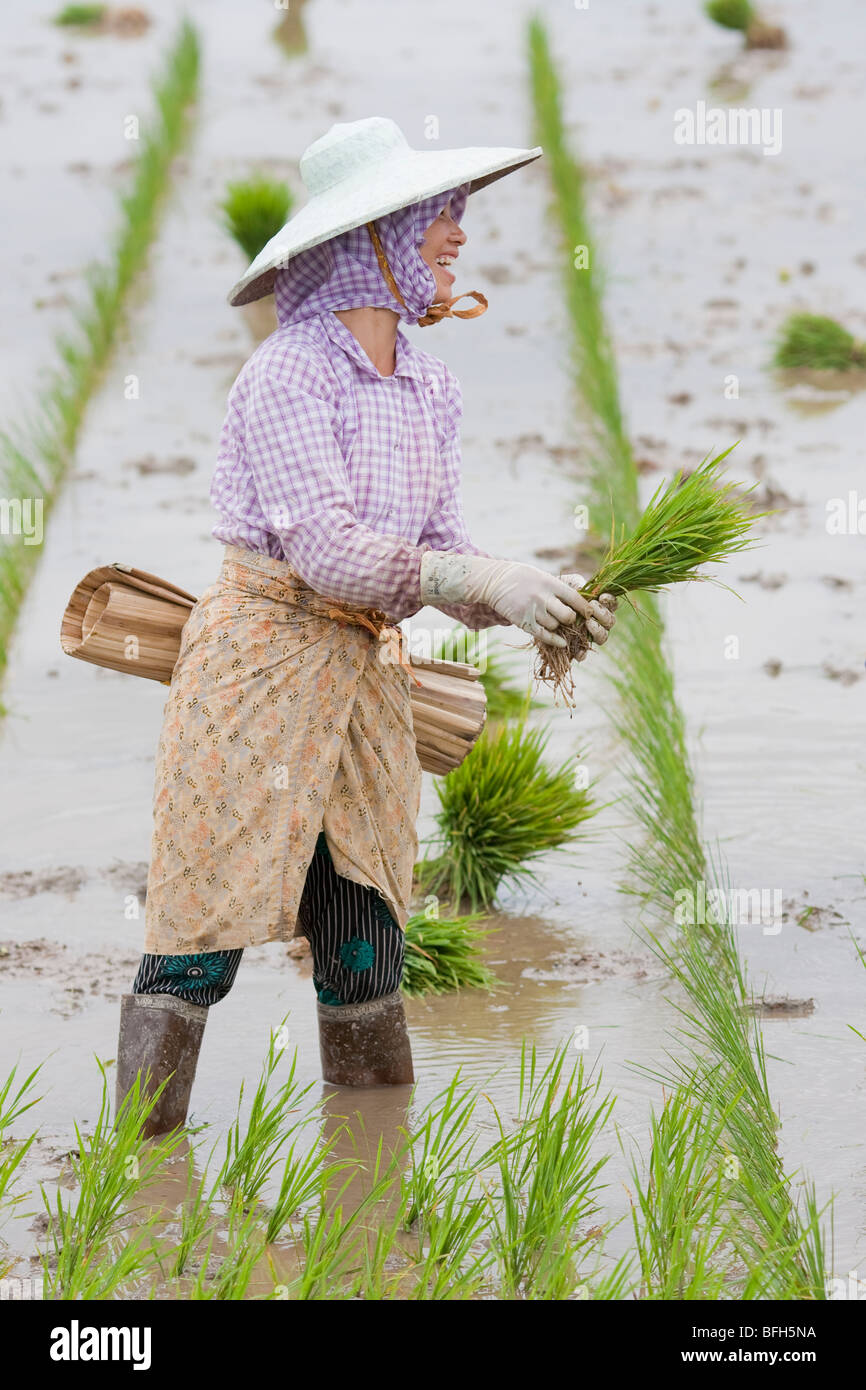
[142, 545, 422, 954]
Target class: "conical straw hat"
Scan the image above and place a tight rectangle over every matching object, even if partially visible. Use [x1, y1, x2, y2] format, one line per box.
[228, 116, 542, 307]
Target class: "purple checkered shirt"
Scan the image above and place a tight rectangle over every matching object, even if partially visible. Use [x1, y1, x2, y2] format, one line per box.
[210, 312, 503, 629]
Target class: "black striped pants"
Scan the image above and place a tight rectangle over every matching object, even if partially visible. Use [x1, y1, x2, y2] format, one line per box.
[132, 831, 405, 1008]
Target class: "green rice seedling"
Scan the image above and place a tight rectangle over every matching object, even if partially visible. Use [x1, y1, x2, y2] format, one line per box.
[221, 175, 293, 263]
[735, 1172, 829, 1300]
[432, 626, 536, 719]
[264, 1124, 350, 1244]
[773, 312, 866, 372]
[607, 612, 706, 915]
[0, 21, 199, 695]
[40, 1062, 185, 1299]
[399, 1071, 481, 1229]
[625, 1076, 742, 1299]
[705, 0, 786, 49]
[286, 1148, 407, 1300]
[477, 1042, 614, 1299]
[535, 451, 761, 700]
[187, 1196, 268, 1300]
[348, 1219, 411, 1299]
[0, 1061, 42, 1209]
[705, 0, 754, 30]
[222, 1024, 318, 1208]
[337, 1130, 445, 1301]
[586, 450, 758, 598]
[402, 910, 499, 997]
[637, 915, 827, 1297]
[417, 714, 596, 911]
[405, 1174, 493, 1300]
[54, 3, 106, 24]
[0, 1062, 43, 1270]
[847, 933, 866, 1044]
[157, 1142, 232, 1281]
[581, 1252, 639, 1300]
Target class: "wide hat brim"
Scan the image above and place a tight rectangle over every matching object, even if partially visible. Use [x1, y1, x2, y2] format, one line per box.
[227, 143, 542, 307]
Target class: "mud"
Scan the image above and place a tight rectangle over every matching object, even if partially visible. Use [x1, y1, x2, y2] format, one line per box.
[745, 995, 816, 1018]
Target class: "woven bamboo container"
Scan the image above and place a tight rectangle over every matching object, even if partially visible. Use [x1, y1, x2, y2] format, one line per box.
[60, 563, 486, 774]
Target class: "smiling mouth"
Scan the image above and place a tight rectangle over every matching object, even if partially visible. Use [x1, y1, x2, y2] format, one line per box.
[435, 254, 457, 282]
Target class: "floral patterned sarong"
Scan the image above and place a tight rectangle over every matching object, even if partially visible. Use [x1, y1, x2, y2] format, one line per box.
[142, 545, 422, 954]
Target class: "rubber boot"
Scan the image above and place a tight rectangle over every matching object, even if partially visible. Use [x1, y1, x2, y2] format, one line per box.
[317, 989, 414, 1086]
[115, 993, 208, 1138]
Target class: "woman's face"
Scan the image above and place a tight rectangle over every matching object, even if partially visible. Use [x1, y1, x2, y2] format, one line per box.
[419, 199, 467, 303]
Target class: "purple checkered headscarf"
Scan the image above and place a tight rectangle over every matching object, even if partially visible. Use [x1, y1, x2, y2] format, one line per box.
[273, 183, 469, 327]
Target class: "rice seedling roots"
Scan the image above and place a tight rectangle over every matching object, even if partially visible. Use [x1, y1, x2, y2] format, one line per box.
[533, 585, 618, 705]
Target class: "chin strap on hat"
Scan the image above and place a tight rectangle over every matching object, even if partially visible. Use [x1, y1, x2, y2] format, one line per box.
[365, 222, 488, 327]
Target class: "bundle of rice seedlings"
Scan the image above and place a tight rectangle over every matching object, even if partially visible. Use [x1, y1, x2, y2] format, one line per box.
[402, 911, 499, 997]
[416, 714, 595, 911]
[773, 312, 866, 372]
[704, 0, 786, 49]
[220, 174, 293, 263]
[534, 449, 761, 704]
[432, 626, 536, 719]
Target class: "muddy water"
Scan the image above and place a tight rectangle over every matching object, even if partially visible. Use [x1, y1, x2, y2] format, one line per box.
[1, 0, 864, 1285]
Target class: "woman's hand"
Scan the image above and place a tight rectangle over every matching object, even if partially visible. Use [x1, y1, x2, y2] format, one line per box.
[420, 553, 616, 648]
[569, 583, 618, 662]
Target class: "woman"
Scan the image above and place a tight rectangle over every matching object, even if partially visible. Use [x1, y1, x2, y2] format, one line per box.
[115, 118, 615, 1136]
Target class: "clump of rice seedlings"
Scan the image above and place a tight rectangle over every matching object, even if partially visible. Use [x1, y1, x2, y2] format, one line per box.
[397, 1078, 494, 1295]
[0, 21, 199, 696]
[400, 1071, 480, 1229]
[220, 174, 293, 263]
[608, 611, 706, 914]
[704, 0, 787, 49]
[54, 5, 151, 34]
[265, 1121, 349, 1244]
[773, 311, 866, 372]
[534, 450, 760, 703]
[530, 16, 825, 1301]
[625, 1079, 740, 1299]
[432, 625, 536, 719]
[221, 1022, 318, 1209]
[40, 1061, 185, 1299]
[638, 911, 828, 1298]
[405, 1173, 493, 1300]
[162, 1146, 227, 1281]
[187, 1197, 268, 1301]
[286, 1148, 407, 1300]
[54, 3, 106, 23]
[0, 1062, 42, 1270]
[402, 910, 499, 997]
[416, 713, 596, 911]
[477, 1043, 614, 1299]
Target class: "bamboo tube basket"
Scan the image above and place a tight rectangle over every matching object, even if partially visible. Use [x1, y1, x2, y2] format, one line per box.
[60, 563, 486, 775]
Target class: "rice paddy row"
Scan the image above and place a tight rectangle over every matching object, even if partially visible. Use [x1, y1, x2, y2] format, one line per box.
[2, 1044, 628, 1300]
[527, 15, 826, 1296]
[0, 19, 200, 704]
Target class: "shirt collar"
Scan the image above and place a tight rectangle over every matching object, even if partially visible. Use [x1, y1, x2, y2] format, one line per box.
[320, 312, 426, 383]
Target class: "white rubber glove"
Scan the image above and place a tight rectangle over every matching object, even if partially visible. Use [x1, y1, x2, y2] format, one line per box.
[419, 552, 615, 648]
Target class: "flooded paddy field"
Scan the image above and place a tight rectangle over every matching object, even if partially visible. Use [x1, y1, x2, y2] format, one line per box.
[1, 0, 864, 1294]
